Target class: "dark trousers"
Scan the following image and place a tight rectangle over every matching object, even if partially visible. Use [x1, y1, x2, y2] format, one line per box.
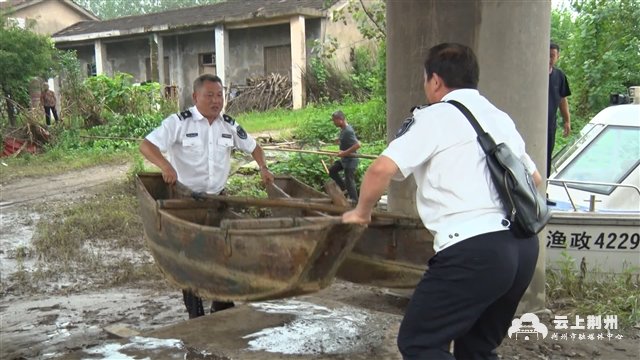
[176, 187, 234, 319]
[397, 230, 539, 360]
[328, 160, 358, 201]
[546, 125, 557, 178]
[182, 290, 234, 319]
[44, 106, 59, 125]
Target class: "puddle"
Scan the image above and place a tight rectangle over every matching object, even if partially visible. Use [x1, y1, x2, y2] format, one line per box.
[0, 289, 186, 359]
[0, 209, 40, 277]
[84, 336, 202, 359]
[244, 300, 388, 355]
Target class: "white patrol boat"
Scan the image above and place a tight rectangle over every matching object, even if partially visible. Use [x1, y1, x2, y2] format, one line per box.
[546, 87, 640, 274]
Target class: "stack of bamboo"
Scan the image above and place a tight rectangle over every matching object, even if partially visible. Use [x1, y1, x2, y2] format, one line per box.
[226, 74, 292, 114]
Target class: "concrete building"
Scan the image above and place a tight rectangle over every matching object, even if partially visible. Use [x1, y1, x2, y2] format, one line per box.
[0, 0, 98, 35]
[1, 0, 98, 109]
[50, 0, 370, 109]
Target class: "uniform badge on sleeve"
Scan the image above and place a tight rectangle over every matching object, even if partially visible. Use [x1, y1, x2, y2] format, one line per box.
[236, 125, 247, 139]
[395, 116, 415, 138]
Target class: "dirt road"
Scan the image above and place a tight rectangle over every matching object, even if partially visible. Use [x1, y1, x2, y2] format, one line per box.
[0, 164, 638, 359]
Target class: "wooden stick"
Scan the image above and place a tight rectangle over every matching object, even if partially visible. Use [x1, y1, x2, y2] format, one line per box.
[80, 135, 142, 142]
[78, 137, 379, 160]
[320, 159, 330, 174]
[263, 147, 378, 159]
[324, 180, 350, 207]
[157, 195, 417, 221]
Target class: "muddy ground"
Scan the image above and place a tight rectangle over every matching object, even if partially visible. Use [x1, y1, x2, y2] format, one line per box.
[0, 164, 638, 359]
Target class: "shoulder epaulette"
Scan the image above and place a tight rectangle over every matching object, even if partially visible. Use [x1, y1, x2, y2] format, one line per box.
[223, 114, 235, 125]
[410, 104, 431, 113]
[177, 109, 192, 121]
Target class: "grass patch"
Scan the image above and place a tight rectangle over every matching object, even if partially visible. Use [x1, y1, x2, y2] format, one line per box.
[235, 107, 302, 134]
[32, 180, 142, 260]
[10, 180, 162, 292]
[546, 253, 639, 329]
[2, 178, 164, 295]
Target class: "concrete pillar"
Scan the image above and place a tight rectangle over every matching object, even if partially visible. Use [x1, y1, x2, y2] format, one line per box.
[290, 15, 306, 109]
[386, 0, 549, 313]
[94, 39, 107, 75]
[176, 36, 188, 108]
[215, 25, 229, 87]
[154, 33, 165, 85]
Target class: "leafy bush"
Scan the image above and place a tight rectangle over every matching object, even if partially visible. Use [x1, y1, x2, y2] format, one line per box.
[58, 51, 102, 127]
[270, 152, 328, 191]
[225, 175, 268, 198]
[58, 59, 177, 128]
[350, 46, 379, 95]
[270, 139, 386, 191]
[305, 57, 363, 104]
[82, 113, 163, 151]
[84, 73, 167, 116]
[293, 98, 386, 143]
[304, 44, 382, 104]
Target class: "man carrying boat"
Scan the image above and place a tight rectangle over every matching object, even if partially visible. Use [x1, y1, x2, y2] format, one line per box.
[140, 73, 274, 319]
[343, 43, 542, 359]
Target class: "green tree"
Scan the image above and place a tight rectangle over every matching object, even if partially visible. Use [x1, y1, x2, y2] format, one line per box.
[0, 16, 59, 126]
[331, 0, 386, 42]
[558, 0, 640, 119]
[75, 0, 224, 20]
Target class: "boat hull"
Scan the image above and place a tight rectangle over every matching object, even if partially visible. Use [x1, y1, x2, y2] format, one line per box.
[267, 176, 435, 288]
[136, 173, 364, 301]
[545, 211, 640, 273]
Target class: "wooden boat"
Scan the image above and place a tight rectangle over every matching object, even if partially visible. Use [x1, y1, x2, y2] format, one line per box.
[135, 172, 364, 301]
[267, 175, 435, 288]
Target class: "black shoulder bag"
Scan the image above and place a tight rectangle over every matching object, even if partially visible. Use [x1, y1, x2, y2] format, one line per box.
[447, 100, 551, 238]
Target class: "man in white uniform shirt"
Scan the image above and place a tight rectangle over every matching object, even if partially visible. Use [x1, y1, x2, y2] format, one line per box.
[140, 74, 274, 319]
[343, 43, 542, 359]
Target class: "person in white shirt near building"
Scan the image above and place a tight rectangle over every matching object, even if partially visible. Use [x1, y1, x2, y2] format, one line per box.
[342, 43, 542, 360]
[140, 74, 274, 319]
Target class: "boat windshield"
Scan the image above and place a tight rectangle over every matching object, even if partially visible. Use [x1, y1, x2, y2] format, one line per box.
[551, 123, 602, 173]
[556, 125, 640, 194]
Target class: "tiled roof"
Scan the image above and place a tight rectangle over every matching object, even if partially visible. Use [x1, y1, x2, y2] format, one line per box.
[1, 0, 97, 19]
[53, 0, 333, 40]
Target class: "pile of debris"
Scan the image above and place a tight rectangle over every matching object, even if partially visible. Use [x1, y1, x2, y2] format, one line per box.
[1, 122, 51, 157]
[226, 73, 293, 114]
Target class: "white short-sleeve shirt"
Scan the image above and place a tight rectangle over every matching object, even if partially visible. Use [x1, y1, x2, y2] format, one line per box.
[382, 89, 537, 252]
[145, 106, 257, 194]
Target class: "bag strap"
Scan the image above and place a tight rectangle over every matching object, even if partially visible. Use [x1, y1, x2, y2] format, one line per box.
[446, 100, 498, 154]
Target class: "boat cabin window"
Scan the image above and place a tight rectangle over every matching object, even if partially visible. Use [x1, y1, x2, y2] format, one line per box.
[556, 125, 640, 194]
[551, 123, 604, 173]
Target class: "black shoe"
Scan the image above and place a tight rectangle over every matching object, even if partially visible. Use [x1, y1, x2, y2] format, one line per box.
[182, 290, 205, 319]
[210, 301, 235, 313]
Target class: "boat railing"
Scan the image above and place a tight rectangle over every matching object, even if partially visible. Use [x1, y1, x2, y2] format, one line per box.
[547, 179, 640, 211]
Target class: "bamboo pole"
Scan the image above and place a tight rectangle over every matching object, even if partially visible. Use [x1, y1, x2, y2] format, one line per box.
[320, 159, 330, 174]
[263, 147, 378, 159]
[80, 135, 142, 142]
[78, 136, 379, 160]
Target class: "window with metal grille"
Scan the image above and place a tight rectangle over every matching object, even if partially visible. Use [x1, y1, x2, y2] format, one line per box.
[199, 53, 216, 75]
